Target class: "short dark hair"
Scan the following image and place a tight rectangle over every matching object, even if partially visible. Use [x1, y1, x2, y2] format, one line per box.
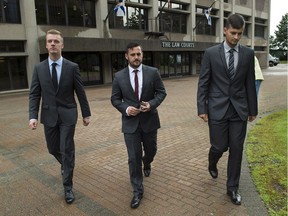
[126, 42, 142, 53]
[225, 14, 245, 29]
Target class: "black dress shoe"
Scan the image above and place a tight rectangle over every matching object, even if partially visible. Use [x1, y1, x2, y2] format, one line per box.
[227, 190, 241, 205]
[143, 164, 151, 177]
[208, 167, 218, 179]
[65, 190, 75, 204]
[130, 195, 143, 209]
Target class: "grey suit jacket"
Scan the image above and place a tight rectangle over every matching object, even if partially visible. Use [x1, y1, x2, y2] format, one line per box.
[29, 58, 91, 127]
[111, 64, 167, 133]
[197, 43, 258, 121]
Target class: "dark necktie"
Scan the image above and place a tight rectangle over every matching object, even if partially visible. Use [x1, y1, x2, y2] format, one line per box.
[228, 49, 235, 80]
[133, 70, 139, 100]
[52, 63, 58, 90]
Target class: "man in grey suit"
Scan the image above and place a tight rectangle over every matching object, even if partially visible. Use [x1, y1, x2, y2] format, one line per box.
[197, 14, 258, 205]
[111, 42, 166, 208]
[29, 29, 91, 204]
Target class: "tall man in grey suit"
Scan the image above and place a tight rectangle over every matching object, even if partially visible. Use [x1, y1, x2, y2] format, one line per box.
[29, 29, 91, 204]
[197, 14, 258, 205]
[111, 43, 166, 209]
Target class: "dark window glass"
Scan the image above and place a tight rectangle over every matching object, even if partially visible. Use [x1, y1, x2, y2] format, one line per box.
[0, 41, 24, 52]
[243, 23, 249, 36]
[111, 53, 126, 79]
[48, 0, 66, 25]
[35, 0, 96, 27]
[158, 0, 188, 33]
[0, 57, 28, 91]
[35, 0, 48, 24]
[63, 52, 102, 85]
[195, 15, 216, 35]
[67, 0, 95, 27]
[108, 3, 148, 30]
[255, 25, 265, 38]
[224, 11, 230, 18]
[254, 46, 265, 51]
[255, 18, 266, 24]
[160, 52, 190, 77]
[0, 0, 21, 23]
[82, 1, 96, 27]
[159, 12, 187, 34]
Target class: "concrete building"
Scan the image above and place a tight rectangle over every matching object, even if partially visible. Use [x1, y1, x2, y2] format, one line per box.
[0, 0, 271, 92]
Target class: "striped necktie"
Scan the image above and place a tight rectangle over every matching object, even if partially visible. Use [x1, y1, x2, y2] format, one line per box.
[228, 49, 235, 80]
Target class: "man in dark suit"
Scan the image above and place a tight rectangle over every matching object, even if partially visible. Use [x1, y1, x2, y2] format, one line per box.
[111, 42, 166, 209]
[197, 14, 258, 205]
[29, 29, 91, 204]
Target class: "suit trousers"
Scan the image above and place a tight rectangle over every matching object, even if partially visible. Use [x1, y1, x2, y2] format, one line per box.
[208, 104, 247, 192]
[44, 118, 76, 192]
[124, 125, 157, 197]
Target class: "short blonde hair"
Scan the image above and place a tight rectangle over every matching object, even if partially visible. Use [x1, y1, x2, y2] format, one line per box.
[46, 29, 63, 42]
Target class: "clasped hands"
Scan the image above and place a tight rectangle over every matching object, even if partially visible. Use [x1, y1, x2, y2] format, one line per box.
[127, 101, 151, 116]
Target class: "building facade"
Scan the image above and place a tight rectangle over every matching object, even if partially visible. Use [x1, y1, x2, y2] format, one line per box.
[0, 0, 271, 92]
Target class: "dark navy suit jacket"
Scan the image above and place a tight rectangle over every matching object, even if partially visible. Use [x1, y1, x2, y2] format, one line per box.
[111, 64, 166, 133]
[197, 43, 258, 121]
[29, 58, 91, 127]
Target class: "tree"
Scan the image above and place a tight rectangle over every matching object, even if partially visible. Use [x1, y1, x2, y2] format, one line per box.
[273, 13, 287, 57]
[269, 35, 277, 50]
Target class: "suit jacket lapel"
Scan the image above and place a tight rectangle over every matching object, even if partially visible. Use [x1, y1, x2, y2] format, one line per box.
[58, 58, 66, 90]
[219, 44, 228, 72]
[123, 68, 135, 98]
[140, 65, 147, 101]
[44, 59, 56, 90]
[235, 45, 243, 74]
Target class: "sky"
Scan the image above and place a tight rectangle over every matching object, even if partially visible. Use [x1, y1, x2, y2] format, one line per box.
[270, 0, 287, 35]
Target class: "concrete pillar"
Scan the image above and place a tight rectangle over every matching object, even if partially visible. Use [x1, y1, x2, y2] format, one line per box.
[20, 0, 40, 88]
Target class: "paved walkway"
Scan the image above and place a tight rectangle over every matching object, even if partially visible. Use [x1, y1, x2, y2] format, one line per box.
[0, 64, 287, 216]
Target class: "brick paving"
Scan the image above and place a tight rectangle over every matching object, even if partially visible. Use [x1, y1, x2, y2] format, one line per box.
[0, 64, 287, 216]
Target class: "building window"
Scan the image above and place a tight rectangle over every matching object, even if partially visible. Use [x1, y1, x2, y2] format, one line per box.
[254, 46, 265, 51]
[254, 17, 266, 38]
[0, 57, 28, 91]
[0, 41, 24, 52]
[35, 0, 96, 27]
[160, 52, 190, 78]
[64, 52, 102, 85]
[255, 25, 265, 38]
[108, 1, 148, 30]
[159, 12, 187, 34]
[195, 7, 216, 35]
[158, 0, 188, 34]
[195, 15, 216, 35]
[0, 0, 21, 23]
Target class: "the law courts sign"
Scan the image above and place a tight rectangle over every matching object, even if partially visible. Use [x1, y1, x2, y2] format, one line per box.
[161, 41, 195, 48]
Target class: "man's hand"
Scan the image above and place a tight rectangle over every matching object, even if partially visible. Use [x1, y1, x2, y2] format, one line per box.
[248, 116, 257, 122]
[198, 114, 208, 122]
[127, 106, 141, 116]
[140, 101, 151, 112]
[29, 119, 38, 130]
[83, 117, 91, 126]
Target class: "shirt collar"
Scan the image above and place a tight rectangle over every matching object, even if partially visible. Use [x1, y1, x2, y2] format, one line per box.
[223, 41, 239, 53]
[128, 64, 142, 74]
[48, 56, 63, 66]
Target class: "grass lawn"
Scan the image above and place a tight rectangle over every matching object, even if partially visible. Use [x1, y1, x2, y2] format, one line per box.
[246, 109, 287, 215]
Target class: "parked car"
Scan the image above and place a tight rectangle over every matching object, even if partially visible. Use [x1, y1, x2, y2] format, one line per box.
[269, 54, 279, 67]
